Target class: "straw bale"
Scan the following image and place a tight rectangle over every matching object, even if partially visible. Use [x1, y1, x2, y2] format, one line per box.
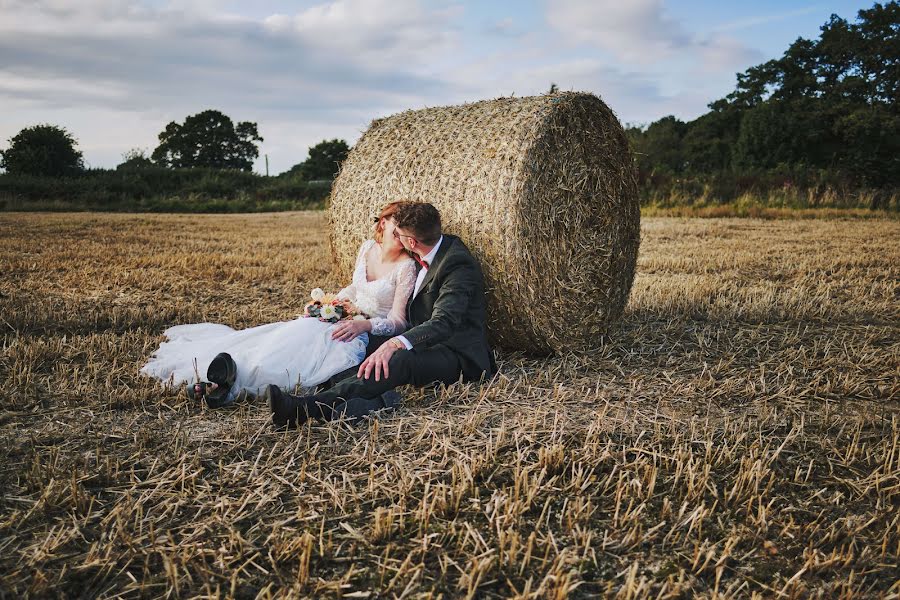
[329, 92, 640, 354]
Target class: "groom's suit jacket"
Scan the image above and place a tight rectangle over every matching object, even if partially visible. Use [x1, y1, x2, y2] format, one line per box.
[402, 234, 496, 380]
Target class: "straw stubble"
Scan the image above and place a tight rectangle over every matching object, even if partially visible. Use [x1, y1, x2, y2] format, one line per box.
[1, 212, 898, 598]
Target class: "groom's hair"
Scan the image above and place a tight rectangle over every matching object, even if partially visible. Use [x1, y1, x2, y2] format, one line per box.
[394, 202, 442, 245]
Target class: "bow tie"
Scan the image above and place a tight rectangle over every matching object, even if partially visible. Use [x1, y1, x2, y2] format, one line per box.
[413, 254, 429, 269]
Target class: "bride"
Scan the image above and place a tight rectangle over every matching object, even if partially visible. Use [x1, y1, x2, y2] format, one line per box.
[140, 202, 416, 405]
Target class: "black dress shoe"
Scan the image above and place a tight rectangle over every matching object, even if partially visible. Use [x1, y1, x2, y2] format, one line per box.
[380, 390, 402, 409]
[263, 384, 312, 429]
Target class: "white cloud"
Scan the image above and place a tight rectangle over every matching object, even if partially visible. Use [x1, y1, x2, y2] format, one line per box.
[263, 0, 458, 69]
[0, 0, 458, 105]
[544, 0, 759, 72]
[0, 71, 129, 105]
[696, 34, 761, 74]
[0, 0, 770, 173]
[485, 17, 521, 38]
[713, 6, 822, 32]
[0, 0, 460, 172]
[0, 0, 159, 35]
[444, 55, 713, 125]
[545, 0, 689, 63]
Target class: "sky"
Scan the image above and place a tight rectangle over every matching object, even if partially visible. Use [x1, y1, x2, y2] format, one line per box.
[0, 0, 877, 174]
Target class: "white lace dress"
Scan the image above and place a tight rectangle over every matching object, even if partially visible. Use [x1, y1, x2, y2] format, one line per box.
[140, 240, 416, 397]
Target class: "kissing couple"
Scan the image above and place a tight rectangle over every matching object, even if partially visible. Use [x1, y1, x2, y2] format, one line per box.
[141, 201, 496, 428]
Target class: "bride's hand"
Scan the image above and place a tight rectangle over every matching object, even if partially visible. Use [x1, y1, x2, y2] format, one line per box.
[331, 319, 371, 342]
[339, 299, 360, 314]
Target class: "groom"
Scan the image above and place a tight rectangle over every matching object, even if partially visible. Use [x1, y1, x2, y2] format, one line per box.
[266, 201, 496, 428]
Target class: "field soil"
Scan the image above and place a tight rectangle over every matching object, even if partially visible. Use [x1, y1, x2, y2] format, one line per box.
[1, 212, 898, 598]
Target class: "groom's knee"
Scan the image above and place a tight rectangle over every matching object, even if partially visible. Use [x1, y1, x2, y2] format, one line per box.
[387, 349, 415, 379]
[388, 349, 412, 367]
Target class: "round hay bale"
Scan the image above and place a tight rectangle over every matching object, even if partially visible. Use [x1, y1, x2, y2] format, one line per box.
[329, 92, 640, 354]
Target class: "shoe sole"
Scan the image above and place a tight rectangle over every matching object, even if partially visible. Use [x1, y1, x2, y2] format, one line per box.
[208, 352, 237, 388]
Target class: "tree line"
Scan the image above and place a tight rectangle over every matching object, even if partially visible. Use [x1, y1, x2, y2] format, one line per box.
[627, 1, 898, 208]
[1, 110, 349, 181]
[0, 111, 350, 211]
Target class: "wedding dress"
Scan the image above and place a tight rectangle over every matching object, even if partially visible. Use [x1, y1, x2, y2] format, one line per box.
[141, 240, 416, 398]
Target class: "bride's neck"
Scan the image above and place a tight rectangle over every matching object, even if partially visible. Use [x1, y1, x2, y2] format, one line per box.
[378, 243, 404, 263]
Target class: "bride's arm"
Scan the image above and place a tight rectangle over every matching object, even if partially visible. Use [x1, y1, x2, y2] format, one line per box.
[368, 260, 415, 336]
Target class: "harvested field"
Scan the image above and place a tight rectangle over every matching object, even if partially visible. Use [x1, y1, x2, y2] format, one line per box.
[1, 211, 898, 598]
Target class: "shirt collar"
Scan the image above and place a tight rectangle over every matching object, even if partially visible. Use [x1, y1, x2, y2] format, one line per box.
[420, 235, 443, 266]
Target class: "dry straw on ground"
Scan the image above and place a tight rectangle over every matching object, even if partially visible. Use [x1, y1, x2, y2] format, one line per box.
[329, 93, 640, 354]
[1, 212, 898, 598]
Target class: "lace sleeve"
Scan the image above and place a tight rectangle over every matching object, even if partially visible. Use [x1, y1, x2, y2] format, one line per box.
[336, 240, 371, 300]
[369, 259, 416, 336]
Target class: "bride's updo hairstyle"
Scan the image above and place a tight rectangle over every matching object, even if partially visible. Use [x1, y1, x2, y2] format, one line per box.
[373, 201, 402, 244]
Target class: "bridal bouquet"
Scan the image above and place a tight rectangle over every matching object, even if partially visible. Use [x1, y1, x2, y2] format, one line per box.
[303, 288, 368, 323]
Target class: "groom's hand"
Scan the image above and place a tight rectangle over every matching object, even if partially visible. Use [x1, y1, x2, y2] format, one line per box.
[358, 339, 400, 381]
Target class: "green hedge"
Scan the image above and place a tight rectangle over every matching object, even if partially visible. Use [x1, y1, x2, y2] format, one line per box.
[638, 167, 898, 211]
[2, 165, 896, 213]
[0, 167, 331, 212]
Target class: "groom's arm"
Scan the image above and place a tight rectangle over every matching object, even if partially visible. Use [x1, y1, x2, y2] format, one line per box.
[399, 255, 478, 349]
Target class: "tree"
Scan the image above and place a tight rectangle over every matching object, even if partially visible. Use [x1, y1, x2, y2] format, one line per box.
[732, 99, 828, 169]
[285, 139, 350, 180]
[117, 148, 154, 171]
[627, 1, 900, 184]
[151, 110, 263, 171]
[722, 2, 899, 109]
[832, 105, 900, 186]
[1, 124, 83, 176]
[817, 2, 899, 105]
[681, 109, 741, 172]
[629, 116, 688, 174]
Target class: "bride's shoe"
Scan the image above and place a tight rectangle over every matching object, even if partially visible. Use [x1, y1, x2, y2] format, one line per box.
[185, 353, 238, 408]
[205, 352, 237, 408]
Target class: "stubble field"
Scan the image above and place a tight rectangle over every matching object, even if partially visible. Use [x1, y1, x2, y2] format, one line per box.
[0, 211, 898, 599]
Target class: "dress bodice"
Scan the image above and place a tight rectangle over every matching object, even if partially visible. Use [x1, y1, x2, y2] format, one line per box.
[337, 240, 416, 336]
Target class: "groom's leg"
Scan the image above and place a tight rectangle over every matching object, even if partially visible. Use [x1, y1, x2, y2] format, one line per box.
[319, 334, 394, 392]
[311, 346, 461, 417]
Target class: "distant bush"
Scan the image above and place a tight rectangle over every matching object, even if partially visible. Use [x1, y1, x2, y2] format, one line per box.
[1, 124, 84, 177]
[0, 167, 331, 212]
[637, 167, 898, 212]
[2, 162, 895, 214]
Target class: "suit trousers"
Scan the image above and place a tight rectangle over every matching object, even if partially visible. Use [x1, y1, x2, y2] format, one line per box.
[309, 344, 462, 419]
[319, 334, 391, 391]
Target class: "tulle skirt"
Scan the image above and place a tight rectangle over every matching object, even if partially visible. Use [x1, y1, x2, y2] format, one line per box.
[140, 317, 367, 399]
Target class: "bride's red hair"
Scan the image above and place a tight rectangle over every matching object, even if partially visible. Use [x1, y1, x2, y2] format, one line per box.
[373, 201, 402, 244]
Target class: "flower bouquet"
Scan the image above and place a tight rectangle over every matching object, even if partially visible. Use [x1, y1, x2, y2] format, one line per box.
[303, 288, 368, 323]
